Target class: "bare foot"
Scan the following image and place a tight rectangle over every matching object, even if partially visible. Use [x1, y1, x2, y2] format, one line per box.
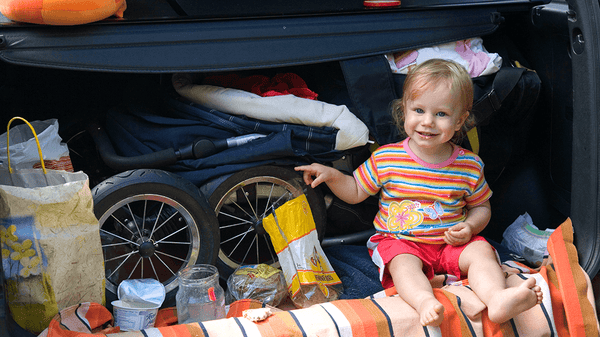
[487, 277, 543, 323]
[417, 298, 445, 326]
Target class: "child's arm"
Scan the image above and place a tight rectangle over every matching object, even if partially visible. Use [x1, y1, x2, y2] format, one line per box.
[295, 163, 370, 205]
[444, 200, 492, 246]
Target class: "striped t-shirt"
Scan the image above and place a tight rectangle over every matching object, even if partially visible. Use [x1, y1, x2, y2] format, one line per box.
[354, 138, 492, 243]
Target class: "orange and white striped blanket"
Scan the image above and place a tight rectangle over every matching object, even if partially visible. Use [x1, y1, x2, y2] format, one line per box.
[38, 218, 599, 337]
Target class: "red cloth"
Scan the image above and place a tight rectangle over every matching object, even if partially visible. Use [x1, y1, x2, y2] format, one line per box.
[202, 73, 318, 100]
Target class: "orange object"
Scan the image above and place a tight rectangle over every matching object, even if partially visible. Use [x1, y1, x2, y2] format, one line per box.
[0, 0, 126, 25]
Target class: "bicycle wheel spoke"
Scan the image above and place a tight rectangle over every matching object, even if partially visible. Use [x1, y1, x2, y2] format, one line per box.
[149, 202, 166, 238]
[107, 251, 137, 279]
[270, 191, 291, 211]
[155, 250, 187, 263]
[127, 256, 142, 279]
[100, 229, 139, 246]
[263, 233, 276, 262]
[229, 199, 255, 221]
[154, 225, 188, 244]
[261, 183, 276, 218]
[105, 249, 140, 263]
[221, 227, 253, 245]
[219, 211, 252, 224]
[109, 214, 136, 237]
[240, 235, 256, 264]
[126, 203, 144, 239]
[149, 257, 160, 281]
[254, 183, 260, 219]
[239, 234, 257, 266]
[150, 208, 180, 238]
[102, 241, 134, 248]
[219, 220, 253, 230]
[255, 234, 260, 263]
[142, 200, 148, 232]
[154, 254, 176, 278]
[241, 186, 258, 219]
[224, 229, 253, 259]
[159, 241, 191, 245]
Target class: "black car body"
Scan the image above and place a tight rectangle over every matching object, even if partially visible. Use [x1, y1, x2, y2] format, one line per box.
[0, 0, 598, 334]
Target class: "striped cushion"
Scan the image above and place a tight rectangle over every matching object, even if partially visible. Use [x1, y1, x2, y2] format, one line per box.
[38, 218, 598, 337]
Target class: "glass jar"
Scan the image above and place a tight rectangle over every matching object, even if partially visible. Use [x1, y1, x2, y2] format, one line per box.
[176, 264, 226, 324]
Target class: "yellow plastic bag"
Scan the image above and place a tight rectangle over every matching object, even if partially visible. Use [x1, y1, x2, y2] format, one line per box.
[0, 117, 105, 334]
[262, 194, 342, 308]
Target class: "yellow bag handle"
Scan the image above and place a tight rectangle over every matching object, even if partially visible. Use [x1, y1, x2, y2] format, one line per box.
[6, 116, 47, 174]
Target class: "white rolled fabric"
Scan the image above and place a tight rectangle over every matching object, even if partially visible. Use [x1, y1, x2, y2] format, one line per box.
[173, 73, 369, 151]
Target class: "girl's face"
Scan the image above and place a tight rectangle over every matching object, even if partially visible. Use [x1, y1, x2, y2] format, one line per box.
[403, 79, 468, 159]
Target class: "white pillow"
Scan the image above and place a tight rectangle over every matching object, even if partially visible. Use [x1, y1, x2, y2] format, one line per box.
[172, 73, 369, 151]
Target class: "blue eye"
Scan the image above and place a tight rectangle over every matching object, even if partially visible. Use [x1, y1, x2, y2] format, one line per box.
[415, 108, 424, 114]
[436, 111, 447, 117]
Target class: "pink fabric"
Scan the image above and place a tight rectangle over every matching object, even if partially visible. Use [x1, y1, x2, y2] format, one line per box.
[454, 40, 491, 77]
[395, 50, 418, 69]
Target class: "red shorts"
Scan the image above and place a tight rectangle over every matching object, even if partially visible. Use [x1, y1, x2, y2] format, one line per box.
[367, 234, 488, 289]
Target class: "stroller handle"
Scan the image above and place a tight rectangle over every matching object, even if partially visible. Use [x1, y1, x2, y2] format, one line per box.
[88, 123, 179, 171]
[87, 123, 266, 171]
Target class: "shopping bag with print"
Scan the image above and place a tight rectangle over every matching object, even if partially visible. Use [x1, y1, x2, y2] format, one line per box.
[0, 117, 105, 334]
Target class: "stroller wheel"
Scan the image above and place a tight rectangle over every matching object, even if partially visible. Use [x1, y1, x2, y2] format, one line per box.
[208, 165, 326, 281]
[92, 169, 219, 307]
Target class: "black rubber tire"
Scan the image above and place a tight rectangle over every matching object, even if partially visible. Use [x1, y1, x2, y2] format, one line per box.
[207, 165, 326, 281]
[92, 169, 219, 307]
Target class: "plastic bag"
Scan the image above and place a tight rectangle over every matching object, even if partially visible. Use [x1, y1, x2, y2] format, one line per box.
[262, 194, 342, 308]
[501, 212, 553, 267]
[226, 264, 287, 306]
[0, 118, 104, 334]
[0, 118, 72, 171]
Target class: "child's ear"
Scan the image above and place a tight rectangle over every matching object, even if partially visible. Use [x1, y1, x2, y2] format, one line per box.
[455, 111, 470, 131]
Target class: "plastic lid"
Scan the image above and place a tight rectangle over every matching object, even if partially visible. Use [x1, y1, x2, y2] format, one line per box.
[117, 279, 166, 307]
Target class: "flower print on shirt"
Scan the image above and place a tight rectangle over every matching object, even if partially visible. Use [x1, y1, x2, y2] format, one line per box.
[387, 200, 423, 231]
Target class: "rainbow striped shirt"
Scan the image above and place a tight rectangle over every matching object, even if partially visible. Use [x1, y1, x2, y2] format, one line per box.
[354, 138, 492, 243]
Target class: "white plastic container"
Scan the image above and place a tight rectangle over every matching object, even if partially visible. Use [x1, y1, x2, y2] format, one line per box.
[112, 300, 160, 331]
[113, 279, 166, 331]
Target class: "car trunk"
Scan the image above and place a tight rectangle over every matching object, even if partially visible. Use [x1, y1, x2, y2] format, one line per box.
[0, 0, 598, 318]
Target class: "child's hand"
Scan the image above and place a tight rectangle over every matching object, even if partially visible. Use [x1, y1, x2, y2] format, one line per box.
[443, 222, 474, 246]
[295, 163, 370, 204]
[295, 163, 334, 188]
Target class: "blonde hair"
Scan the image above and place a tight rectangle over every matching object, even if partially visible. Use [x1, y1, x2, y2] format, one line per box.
[391, 58, 476, 143]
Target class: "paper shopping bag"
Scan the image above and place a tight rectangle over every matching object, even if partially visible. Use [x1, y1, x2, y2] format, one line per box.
[262, 194, 343, 308]
[0, 117, 105, 334]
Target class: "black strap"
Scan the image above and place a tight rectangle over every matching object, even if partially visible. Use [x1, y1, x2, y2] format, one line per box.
[472, 66, 525, 125]
[340, 56, 402, 145]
